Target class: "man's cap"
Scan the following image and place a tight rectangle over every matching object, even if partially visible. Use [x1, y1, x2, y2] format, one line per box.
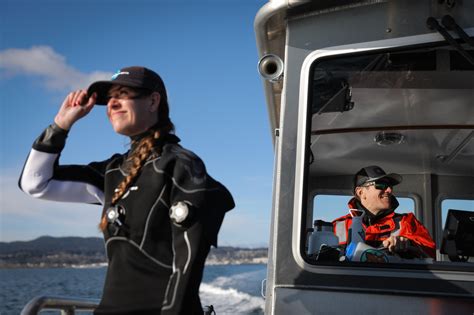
[353, 165, 402, 190]
[87, 66, 166, 105]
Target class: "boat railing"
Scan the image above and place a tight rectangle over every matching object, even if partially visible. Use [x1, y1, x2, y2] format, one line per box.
[21, 295, 99, 315]
[21, 296, 218, 314]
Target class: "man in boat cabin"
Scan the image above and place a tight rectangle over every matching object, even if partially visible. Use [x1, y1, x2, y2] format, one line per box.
[332, 165, 436, 259]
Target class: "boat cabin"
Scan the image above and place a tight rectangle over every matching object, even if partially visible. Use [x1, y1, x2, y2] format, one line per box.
[255, 0, 474, 313]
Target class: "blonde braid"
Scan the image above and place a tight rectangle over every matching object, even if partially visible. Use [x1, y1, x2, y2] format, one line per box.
[99, 129, 161, 231]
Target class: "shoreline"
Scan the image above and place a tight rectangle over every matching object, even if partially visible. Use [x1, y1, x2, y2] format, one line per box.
[1, 236, 268, 269]
[0, 260, 268, 269]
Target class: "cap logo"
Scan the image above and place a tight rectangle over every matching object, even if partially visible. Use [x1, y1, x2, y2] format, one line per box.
[111, 71, 130, 80]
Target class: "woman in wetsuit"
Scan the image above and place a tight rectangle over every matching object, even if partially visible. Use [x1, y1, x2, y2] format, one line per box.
[19, 66, 235, 314]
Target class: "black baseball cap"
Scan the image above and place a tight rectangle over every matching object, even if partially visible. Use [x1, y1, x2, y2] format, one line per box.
[87, 66, 166, 105]
[353, 165, 402, 191]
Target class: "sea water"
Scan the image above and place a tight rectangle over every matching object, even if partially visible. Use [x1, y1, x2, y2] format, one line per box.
[0, 264, 266, 315]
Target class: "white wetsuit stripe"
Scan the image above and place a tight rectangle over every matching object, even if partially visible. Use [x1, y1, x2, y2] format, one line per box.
[140, 185, 167, 248]
[106, 237, 172, 269]
[20, 149, 104, 204]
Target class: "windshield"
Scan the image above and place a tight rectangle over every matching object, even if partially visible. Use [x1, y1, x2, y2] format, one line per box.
[309, 45, 474, 177]
[304, 43, 474, 265]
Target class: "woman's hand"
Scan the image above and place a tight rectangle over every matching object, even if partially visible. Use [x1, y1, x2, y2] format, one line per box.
[54, 90, 97, 130]
[382, 236, 410, 254]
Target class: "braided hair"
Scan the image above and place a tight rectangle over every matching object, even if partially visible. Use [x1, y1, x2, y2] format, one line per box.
[99, 89, 174, 231]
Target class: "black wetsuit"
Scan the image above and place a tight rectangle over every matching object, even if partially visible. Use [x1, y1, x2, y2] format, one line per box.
[19, 124, 235, 314]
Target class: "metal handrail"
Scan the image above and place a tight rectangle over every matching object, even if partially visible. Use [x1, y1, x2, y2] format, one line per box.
[22, 296, 218, 314]
[21, 295, 100, 315]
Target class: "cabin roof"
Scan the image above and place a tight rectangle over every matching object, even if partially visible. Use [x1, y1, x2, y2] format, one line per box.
[254, 0, 389, 140]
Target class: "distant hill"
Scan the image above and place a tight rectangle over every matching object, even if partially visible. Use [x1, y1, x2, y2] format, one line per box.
[0, 236, 267, 268]
[0, 236, 104, 254]
[0, 236, 106, 268]
[206, 246, 268, 265]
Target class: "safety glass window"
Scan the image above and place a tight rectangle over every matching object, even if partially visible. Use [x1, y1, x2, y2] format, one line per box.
[304, 43, 474, 266]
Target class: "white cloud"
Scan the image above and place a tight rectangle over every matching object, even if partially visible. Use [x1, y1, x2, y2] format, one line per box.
[1, 168, 103, 241]
[1, 168, 270, 246]
[0, 46, 112, 90]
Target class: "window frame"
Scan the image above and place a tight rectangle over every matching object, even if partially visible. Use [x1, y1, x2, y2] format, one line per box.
[292, 31, 474, 277]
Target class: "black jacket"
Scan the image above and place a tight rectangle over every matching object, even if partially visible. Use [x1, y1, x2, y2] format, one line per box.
[19, 124, 235, 314]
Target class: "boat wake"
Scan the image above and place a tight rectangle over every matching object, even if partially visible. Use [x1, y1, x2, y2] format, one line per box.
[200, 282, 264, 314]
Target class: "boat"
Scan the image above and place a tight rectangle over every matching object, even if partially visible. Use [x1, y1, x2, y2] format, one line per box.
[254, 0, 474, 313]
[20, 1, 474, 314]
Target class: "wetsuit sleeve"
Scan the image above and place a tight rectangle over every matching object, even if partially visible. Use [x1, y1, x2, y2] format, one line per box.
[161, 153, 234, 314]
[18, 124, 114, 205]
[399, 213, 436, 258]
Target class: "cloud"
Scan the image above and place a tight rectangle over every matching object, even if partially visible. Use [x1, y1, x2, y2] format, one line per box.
[1, 166, 270, 246]
[1, 168, 103, 241]
[0, 46, 113, 90]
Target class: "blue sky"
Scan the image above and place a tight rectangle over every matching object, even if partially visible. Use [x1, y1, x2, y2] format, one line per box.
[3, 0, 471, 248]
[0, 0, 273, 246]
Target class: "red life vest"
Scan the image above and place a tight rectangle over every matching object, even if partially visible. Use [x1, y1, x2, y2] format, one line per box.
[332, 198, 436, 258]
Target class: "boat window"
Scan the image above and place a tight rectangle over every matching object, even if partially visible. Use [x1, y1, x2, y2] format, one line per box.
[308, 194, 415, 259]
[441, 199, 474, 223]
[312, 194, 414, 223]
[303, 42, 474, 267]
[440, 199, 474, 262]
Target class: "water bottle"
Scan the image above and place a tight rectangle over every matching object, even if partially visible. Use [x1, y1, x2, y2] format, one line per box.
[308, 220, 339, 255]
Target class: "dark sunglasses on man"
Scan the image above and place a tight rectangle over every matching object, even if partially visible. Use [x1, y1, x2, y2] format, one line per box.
[363, 180, 393, 190]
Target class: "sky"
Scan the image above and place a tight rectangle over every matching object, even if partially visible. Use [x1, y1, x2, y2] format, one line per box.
[3, 0, 471, 248]
[0, 0, 273, 247]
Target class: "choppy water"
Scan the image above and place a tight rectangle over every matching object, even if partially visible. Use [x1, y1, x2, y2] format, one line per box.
[0, 264, 266, 315]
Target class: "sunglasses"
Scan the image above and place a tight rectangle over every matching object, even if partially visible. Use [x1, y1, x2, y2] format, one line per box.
[107, 87, 151, 101]
[363, 181, 392, 190]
